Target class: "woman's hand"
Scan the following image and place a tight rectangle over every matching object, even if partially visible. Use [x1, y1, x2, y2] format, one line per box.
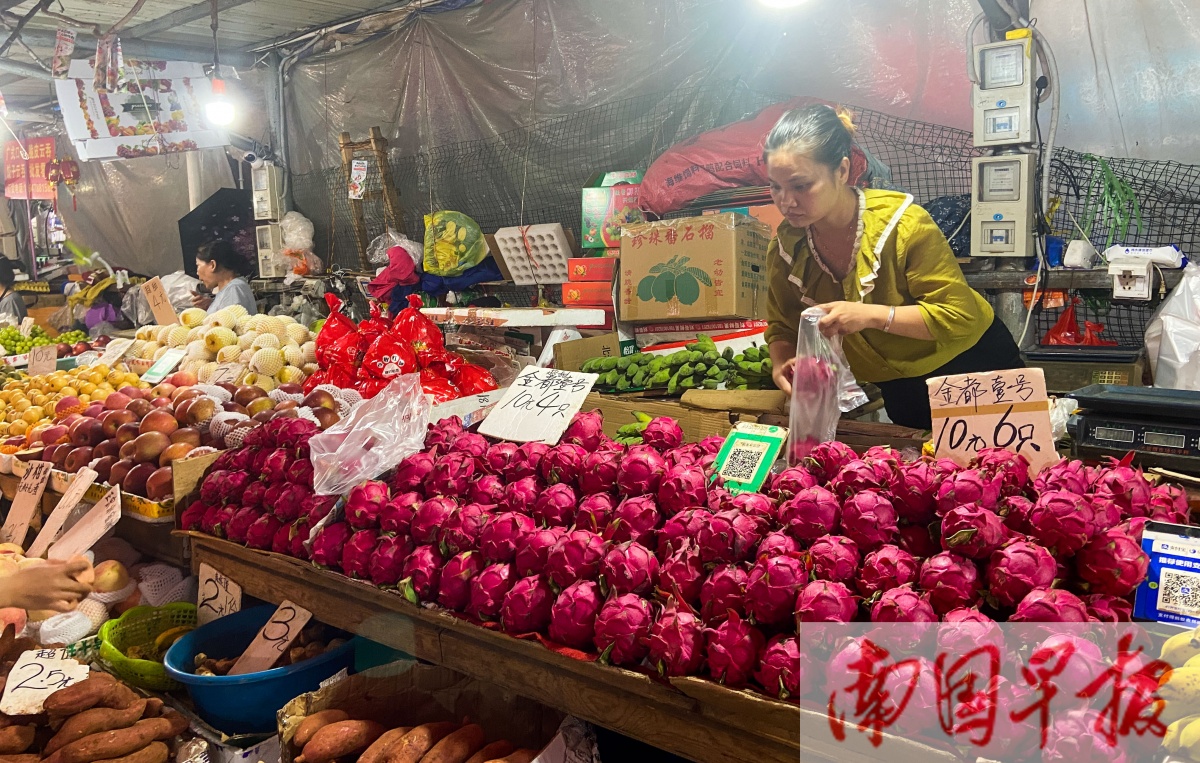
[772, 356, 796, 395]
[814, 301, 887, 337]
[0, 559, 92, 612]
[190, 292, 212, 309]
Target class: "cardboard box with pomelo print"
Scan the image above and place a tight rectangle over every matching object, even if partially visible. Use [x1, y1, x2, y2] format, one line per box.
[618, 212, 770, 323]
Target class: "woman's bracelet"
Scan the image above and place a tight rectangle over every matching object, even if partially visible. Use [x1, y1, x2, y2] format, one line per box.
[882, 306, 897, 333]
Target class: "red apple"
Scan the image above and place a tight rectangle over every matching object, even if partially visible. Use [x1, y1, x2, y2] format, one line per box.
[145, 466, 173, 501]
[168, 370, 197, 387]
[122, 463, 155, 497]
[94, 439, 121, 459]
[63, 446, 93, 473]
[150, 383, 177, 399]
[102, 410, 136, 438]
[93, 455, 118, 483]
[71, 342, 90, 356]
[103, 392, 132, 411]
[108, 459, 134, 486]
[83, 403, 104, 419]
[118, 386, 144, 400]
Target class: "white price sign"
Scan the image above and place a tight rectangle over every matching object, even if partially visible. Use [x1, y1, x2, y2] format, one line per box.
[478, 366, 597, 444]
[0, 649, 89, 715]
[196, 563, 242, 626]
[96, 338, 135, 367]
[48, 485, 122, 560]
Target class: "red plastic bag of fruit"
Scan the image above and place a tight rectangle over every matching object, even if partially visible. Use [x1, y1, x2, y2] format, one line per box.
[316, 294, 361, 367]
[417, 348, 464, 377]
[452, 363, 499, 395]
[360, 332, 419, 380]
[358, 301, 391, 342]
[420, 369, 460, 403]
[393, 295, 445, 354]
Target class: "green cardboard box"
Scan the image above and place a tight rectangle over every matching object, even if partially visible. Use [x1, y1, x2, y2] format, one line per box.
[581, 170, 644, 249]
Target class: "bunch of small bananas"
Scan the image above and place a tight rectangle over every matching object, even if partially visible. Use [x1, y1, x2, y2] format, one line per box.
[613, 411, 652, 446]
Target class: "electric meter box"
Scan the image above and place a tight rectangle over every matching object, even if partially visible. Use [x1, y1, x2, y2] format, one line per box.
[252, 164, 285, 221]
[971, 153, 1036, 259]
[256, 223, 289, 278]
[972, 37, 1037, 148]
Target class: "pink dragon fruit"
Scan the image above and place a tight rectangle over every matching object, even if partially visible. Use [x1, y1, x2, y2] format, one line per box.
[563, 410, 604, 451]
[877, 656, 940, 735]
[545, 530, 607, 588]
[368, 534, 414, 586]
[864, 456, 903, 495]
[1027, 490, 1097, 555]
[273, 484, 312, 523]
[303, 494, 338, 525]
[242, 481, 267, 509]
[468, 474, 506, 506]
[509, 442, 551, 481]
[951, 675, 1039, 760]
[856, 545, 919, 598]
[270, 521, 292, 554]
[756, 636, 804, 699]
[700, 564, 749, 623]
[541, 443, 588, 486]
[426, 452, 477, 497]
[744, 554, 807, 626]
[468, 562, 515, 621]
[1010, 587, 1089, 623]
[575, 493, 618, 533]
[705, 611, 764, 687]
[1150, 483, 1190, 523]
[893, 461, 939, 525]
[664, 444, 702, 469]
[548, 580, 603, 649]
[937, 607, 1001, 660]
[656, 464, 709, 516]
[707, 486, 735, 514]
[940, 505, 1008, 559]
[1083, 593, 1133, 622]
[449, 432, 489, 460]
[262, 484, 287, 516]
[261, 448, 290, 485]
[1031, 633, 1108, 701]
[289, 520, 313, 561]
[604, 495, 662, 546]
[410, 497, 458, 545]
[659, 541, 705, 606]
[986, 540, 1055, 608]
[594, 593, 654, 666]
[532, 484, 578, 527]
[502, 476, 543, 513]
[286, 457, 315, 487]
[839, 491, 898, 550]
[804, 440, 857, 484]
[730, 493, 776, 523]
[439, 503, 492, 556]
[697, 435, 725, 455]
[646, 598, 705, 677]
[345, 480, 389, 530]
[578, 449, 622, 497]
[424, 415, 463, 454]
[870, 584, 936, 623]
[310, 521, 352, 569]
[341, 529, 378, 579]
[399, 545, 445, 603]
[1119, 517, 1149, 544]
[795, 580, 858, 623]
[380, 491, 421, 535]
[391, 452, 435, 494]
[770, 467, 819, 503]
[1041, 709, 1127, 763]
[1001, 494, 1036, 534]
[616, 445, 668, 497]
[600, 542, 659, 596]
[808, 535, 860, 583]
[1092, 457, 1154, 518]
[501, 575, 555, 634]
[895, 524, 940, 559]
[437, 551, 484, 610]
[226, 508, 263, 545]
[778, 486, 840, 542]
[935, 468, 1002, 516]
[918, 552, 981, 615]
[201, 504, 234, 536]
[222, 472, 250, 503]
[483, 442, 519, 475]
[657, 508, 713, 559]
[514, 527, 566, 577]
[1075, 528, 1149, 597]
[641, 416, 683, 452]
[970, 447, 1031, 496]
[479, 511, 535, 563]
[829, 459, 884, 498]
[1033, 458, 1091, 495]
[696, 510, 767, 564]
[757, 531, 801, 559]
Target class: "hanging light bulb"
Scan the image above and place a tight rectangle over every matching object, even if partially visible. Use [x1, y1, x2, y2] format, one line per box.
[206, 77, 235, 127]
[757, 0, 810, 6]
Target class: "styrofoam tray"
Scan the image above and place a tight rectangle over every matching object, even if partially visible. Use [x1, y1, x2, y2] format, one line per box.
[493, 224, 571, 285]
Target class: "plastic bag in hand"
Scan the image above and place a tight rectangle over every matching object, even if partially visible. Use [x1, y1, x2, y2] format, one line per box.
[309, 374, 431, 495]
[788, 309, 843, 464]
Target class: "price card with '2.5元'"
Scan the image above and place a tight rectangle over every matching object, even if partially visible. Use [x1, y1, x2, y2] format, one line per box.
[0, 649, 89, 715]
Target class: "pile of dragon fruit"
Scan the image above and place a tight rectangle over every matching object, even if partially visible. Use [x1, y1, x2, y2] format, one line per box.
[179, 410, 1188, 704]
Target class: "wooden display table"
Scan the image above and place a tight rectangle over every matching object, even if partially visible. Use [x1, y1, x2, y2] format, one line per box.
[187, 534, 958, 763]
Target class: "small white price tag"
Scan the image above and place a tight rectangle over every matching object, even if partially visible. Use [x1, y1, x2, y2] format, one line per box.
[196, 563, 242, 626]
[0, 460, 51, 546]
[228, 600, 312, 676]
[96, 338, 134, 367]
[0, 649, 89, 715]
[27, 345, 56, 376]
[209, 363, 245, 386]
[478, 366, 598, 444]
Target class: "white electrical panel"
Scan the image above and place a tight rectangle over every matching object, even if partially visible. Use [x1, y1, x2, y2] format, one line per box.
[252, 164, 285, 221]
[971, 153, 1036, 258]
[972, 38, 1036, 148]
[255, 223, 289, 278]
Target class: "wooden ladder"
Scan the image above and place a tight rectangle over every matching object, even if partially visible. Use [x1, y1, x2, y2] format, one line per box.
[338, 126, 406, 269]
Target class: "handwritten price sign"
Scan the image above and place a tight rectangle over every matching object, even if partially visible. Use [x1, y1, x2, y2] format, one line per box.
[48, 485, 122, 560]
[227, 600, 312, 676]
[27, 345, 56, 376]
[197, 563, 242, 626]
[96, 338, 135, 367]
[0, 460, 51, 546]
[0, 649, 89, 715]
[27, 468, 97, 558]
[140, 277, 179, 326]
[927, 367, 1057, 476]
[478, 366, 598, 444]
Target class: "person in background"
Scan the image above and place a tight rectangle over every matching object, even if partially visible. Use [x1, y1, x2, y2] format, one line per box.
[0, 259, 28, 322]
[763, 104, 1023, 430]
[0, 558, 91, 612]
[193, 239, 257, 316]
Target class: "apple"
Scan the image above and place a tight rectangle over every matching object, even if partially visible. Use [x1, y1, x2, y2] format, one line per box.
[50, 446, 71, 469]
[313, 408, 340, 430]
[118, 386, 144, 401]
[302, 390, 338, 411]
[102, 409, 136, 438]
[169, 370, 198, 387]
[70, 418, 104, 447]
[94, 439, 121, 459]
[151, 397, 173, 409]
[113, 588, 141, 616]
[118, 441, 136, 460]
[126, 399, 154, 419]
[184, 397, 216, 426]
[122, 463, 155, 496]
[139, 410, 178, 437]
[55, 343, 72, 358]
[108, 459, 134, 486]
[92, 335, 112, 348]
[42, 444, 60, 463]
[216, 383, 238, 396]
[115, 421, 141, 445]
[93, 455, 118, 483]
[60, 413, 83, 428]
[104, 392, 132, 411]
[222, 402, 248, 415]
[246, 397, 275, 417]
[0, 608, 26, 634]
[145, 466, 173, 501]
[131, 432, 170, 464]
[14, 448, 44, 462]
[278, 383, 304, 395]
[83, 403, 104, 419]
[251, 410, 276, 424]
[71, 342, 90, 356]
[170, 428, 202, 447]
[233, 385, 266, 407]
[158, 442, 193, 467]
[92, 560, 130, 593]
[150, 383, 177, 399]
[63, 446, 93, 473]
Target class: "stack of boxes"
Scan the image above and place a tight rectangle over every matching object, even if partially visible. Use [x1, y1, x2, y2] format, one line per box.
[567, 170, 645, 330]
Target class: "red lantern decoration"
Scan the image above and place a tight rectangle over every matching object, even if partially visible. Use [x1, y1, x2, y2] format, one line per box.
[44, 159, 80, 210]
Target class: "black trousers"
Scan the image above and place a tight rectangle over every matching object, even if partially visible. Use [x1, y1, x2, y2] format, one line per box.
[875, 317, 1024, 431]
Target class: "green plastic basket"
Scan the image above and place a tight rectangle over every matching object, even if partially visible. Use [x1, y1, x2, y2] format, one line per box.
[98, 603, 197, 691]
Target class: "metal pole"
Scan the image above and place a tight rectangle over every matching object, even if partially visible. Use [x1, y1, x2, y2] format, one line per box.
[186, 150, 203, 210]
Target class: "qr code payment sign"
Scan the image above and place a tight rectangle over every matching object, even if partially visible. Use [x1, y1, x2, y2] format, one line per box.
[1158, 568, 1200, 617]
[718, 439, 770, 484]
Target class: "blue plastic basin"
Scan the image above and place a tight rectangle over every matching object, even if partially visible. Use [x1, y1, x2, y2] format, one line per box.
[164, 605, 356, 734]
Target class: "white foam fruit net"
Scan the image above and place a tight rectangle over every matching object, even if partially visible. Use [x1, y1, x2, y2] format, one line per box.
[39, 611, 93, 645]
[210, 411, 249, 440]
[88, 578, 138, 605]
[269, 389, 304, 404]
[194, 384, 232, 402]
[163, 575, 197, 604]
[76, 598, 110, 632]
[137, 564, 183, 607]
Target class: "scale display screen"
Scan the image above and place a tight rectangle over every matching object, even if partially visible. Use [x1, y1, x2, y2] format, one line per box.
[1145, 432, 1188, 449]
[1094, 426, 1135, 444]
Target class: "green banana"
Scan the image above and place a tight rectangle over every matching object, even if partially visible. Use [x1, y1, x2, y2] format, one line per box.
[581, 358, 601, 373]
[647, 357, 664, 374]
[678, 363, 695, 377]
[599, 357, 619, 371]
[616, 376, 630, 392]
[632, 411, 652, 424]
[702, 379, 720, 389]
[632, 369, 647, 387]
[650, 369, 671, 386]
[743, 346, 762, 362]
[722, 346, 735, 361]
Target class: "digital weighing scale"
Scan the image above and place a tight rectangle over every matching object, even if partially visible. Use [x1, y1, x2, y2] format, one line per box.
[1071, 385, 1200, 471]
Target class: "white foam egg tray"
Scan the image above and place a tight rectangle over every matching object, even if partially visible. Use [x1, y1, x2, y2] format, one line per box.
[493, 223, 571, 285]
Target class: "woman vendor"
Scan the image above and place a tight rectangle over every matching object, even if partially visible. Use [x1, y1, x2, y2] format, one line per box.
[764, 104, 1023, 430]
[192, 239, 258, 316]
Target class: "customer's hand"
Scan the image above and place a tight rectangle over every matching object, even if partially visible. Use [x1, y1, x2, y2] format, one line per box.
[0, 559, 92, 612]
[190, 292, 212, 309]
[772, 356, 796, 395]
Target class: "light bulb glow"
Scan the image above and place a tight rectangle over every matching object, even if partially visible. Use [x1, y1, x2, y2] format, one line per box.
[757, 0, 809, 6]
[206, 78, 235, 126]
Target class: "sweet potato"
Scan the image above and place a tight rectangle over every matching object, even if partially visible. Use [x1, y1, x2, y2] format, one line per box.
[297, 720, 385, 763]
[97, 684, 139, 711]
[141, 700, 163, 719]
[92, 742, 168, 763]
[43, 673, 120, 716]
[384, 723, 458, 763]
[293, 710, 350, 750]
[46, 700, 147, 754]
[484, 751, 536, 763]
[464, 742, 513, 763]
[357, 726, 412, 763]
[0, 626, 16, 665]
[48, 715, 187, 763]
[0, 725, 34, 754]
[0, 754, 41, 763]
[420, 724, 484, 763]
